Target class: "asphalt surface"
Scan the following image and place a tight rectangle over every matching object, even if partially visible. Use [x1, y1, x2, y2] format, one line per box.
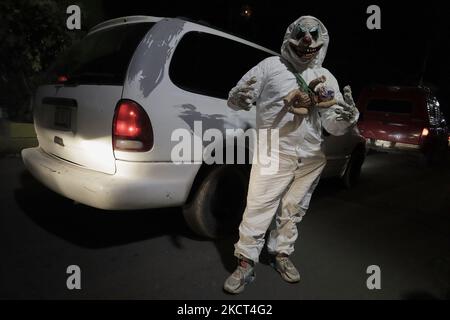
[0, 151, 449, 300]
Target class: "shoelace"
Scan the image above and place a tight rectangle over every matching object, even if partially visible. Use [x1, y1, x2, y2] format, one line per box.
[277, 257, 294, 271]
[229, 268, 244, 286]
[233, 264, 253, 282]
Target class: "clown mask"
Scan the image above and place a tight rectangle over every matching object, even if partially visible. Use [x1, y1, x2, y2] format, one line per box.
[289, 17, 325, 63]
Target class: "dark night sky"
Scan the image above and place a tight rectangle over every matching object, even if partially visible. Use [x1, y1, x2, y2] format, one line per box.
[99, 0, 450, 116]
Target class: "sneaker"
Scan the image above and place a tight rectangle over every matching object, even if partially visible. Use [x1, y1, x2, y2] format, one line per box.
[223, 259, 256, 294]
[273, 255, 301, 283]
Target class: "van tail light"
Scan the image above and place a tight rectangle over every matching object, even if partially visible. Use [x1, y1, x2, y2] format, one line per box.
[421, 128, 430, 138]
[113, 100, 153, 152]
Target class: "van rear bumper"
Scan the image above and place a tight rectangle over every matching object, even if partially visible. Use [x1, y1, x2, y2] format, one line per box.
[22, 147, 200, 210]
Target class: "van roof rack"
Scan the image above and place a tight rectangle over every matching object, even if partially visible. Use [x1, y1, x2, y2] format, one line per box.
[89, 16, 163, 35]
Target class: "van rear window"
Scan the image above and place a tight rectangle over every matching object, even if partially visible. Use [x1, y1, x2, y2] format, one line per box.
[46, 22, 154, 85]
[366, 99, 414, 114]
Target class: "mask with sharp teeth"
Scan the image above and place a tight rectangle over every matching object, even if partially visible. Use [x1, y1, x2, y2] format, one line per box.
[281, 16, 329, 70]
[290, 21, 324, 62]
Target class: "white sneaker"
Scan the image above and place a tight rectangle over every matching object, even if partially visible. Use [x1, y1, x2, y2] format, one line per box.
[273, 255, 301, 283]
[223, 259, 256, 294]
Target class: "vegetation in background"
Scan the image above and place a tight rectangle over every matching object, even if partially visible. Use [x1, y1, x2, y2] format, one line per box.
[0, 0, 103, 121]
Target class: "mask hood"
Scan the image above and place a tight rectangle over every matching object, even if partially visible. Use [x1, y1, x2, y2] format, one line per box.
[281, 16, 330, 70]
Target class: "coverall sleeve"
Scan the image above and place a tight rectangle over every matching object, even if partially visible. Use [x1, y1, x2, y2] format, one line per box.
[319, 70, 360, 136]
[227, 58, 269, 111]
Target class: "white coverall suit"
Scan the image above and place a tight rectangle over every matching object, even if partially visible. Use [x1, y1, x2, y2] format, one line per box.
[228, 16, 359, 263]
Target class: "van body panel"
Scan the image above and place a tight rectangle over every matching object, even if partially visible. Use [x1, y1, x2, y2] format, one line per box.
[120, 19, 270, 163]
[34, 85, 123, 174]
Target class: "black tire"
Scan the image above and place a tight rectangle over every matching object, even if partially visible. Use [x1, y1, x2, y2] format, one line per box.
[183, 165, 249, 239]
[342, 145, 366, 189]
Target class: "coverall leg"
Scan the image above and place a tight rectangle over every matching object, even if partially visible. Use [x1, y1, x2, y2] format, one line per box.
[267, 153, 326, 256]
[234, 152, 326, 262]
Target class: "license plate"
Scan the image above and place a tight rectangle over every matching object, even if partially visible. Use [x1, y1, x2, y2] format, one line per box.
[54, 107, 72, 130]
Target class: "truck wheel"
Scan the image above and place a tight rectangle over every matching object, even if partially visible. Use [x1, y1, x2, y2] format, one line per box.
[342, 145, 366, 189]
[183, 165, 249, 239]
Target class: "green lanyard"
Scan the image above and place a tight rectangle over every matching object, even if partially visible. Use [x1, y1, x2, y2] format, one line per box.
[293, 72, 314, 96]
[282, 57, 314, 95]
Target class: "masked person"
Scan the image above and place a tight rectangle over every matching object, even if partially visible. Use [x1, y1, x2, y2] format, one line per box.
[224, 16, 359, 294]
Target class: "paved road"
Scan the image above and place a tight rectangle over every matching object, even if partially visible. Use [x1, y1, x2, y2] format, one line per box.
[1, 151, 449, 300]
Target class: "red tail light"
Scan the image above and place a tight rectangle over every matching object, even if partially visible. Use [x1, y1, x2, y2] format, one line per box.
[57, 75, 68, 83]
[113, 100, 153, 152]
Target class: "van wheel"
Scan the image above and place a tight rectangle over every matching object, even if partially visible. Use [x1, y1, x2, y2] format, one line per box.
[342, 145, 366, 189]
[183, 166, 249, 239]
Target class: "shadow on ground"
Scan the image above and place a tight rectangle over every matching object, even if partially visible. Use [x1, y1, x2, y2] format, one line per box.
[14, 170, 201, 249]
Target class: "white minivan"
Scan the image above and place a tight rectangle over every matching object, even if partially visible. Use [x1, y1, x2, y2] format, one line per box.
[22, 16, 366, 238]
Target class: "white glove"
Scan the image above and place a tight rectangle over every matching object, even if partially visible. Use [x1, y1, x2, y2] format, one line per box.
[336, 86, 358, 122]
[228, 77, 258, 111]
